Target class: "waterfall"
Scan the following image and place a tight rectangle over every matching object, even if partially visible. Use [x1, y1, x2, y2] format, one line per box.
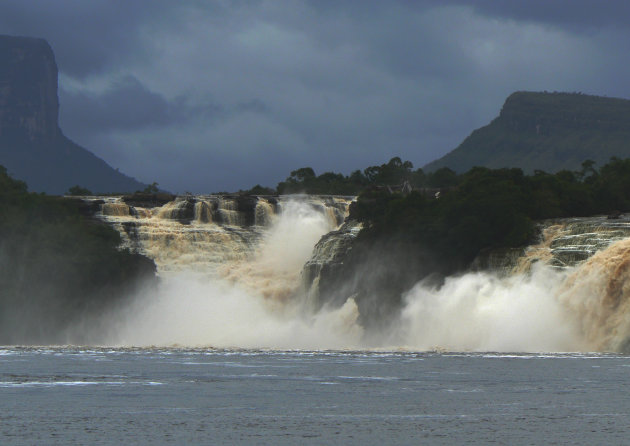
[472, 216, 630, 274]
[394, 216, 630, 352]
[101, 201, 131, 217]
[557, 238, 630, 352]
[84, 194, 364, 349]
[82, 196, 630, 352]
[518, 217, 630, 271]
[90, 195, 353, 278]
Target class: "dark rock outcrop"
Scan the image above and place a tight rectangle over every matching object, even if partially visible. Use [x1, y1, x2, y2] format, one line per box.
[0, 34, 147, 194]
[302, 220, 361, 310]
[235, 195, 258, 226]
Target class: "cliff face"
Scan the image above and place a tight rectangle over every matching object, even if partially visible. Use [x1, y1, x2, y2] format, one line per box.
[0, 36, 59, 141]
[424, 91, 630, 174]
[0, 34, 146, 194]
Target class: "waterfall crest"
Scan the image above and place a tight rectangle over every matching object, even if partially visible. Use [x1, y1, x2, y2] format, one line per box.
[90, 195, 350, 277]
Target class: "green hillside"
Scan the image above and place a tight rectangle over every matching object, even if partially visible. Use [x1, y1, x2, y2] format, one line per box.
[424, 91, 630, 173]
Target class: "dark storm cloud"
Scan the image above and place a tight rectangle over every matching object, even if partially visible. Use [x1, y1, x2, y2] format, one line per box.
[2, 1, 630, 192]
[61, 76, 181, 133]
[467, 0, 630, 30]
[0, 0, 170, 78]
[59, 76, 224, 135]
[321, 0, 630, 29]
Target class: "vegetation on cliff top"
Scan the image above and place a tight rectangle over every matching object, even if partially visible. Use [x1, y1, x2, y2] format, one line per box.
[314, 156, 630, 326]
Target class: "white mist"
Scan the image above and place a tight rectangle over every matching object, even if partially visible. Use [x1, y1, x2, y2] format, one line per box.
[395, 265, 586, 352]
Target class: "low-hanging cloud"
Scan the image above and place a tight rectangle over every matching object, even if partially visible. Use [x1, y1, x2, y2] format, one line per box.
[60, 76, 192, 133]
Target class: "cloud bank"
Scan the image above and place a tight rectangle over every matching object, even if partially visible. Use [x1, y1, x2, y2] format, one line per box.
[1, 0, 629, 192]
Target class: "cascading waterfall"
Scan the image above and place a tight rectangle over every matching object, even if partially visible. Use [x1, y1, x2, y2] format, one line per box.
[86, 195, 630, 352]
[395, 217, 630, 352]
[93, 195, 349, 276]
[86, 194, 363, 349]
[557, 238, 630, 352]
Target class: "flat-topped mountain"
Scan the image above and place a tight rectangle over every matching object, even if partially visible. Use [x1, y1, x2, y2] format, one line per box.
[0, 35, 146, 194]
[424, 91, 630, 173]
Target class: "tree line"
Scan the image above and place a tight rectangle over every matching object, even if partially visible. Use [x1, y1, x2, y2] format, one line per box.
[241, 157, 458, 195]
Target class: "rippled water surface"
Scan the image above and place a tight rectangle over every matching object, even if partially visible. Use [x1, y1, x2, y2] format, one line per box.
[1, 348, 629, 445]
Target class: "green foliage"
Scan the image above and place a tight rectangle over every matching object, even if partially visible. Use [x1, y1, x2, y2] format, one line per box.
[277, 167, 354, 194]
[140, 182, 160, 194]
[0, 165, 27, 195]
[426, 167, 458, 188]
[339, 157, 630, 324]
[275, 157, 425, 195]
[241, 184, 276, 195]
[290, 167, 316, 181]
[593, 157, 630, 211]
[66, 185, 93, 196]
[364, 157, 415, 185]
[351, 167, 535, 273]
[0, 165, 156, 343]
[354, 157, 630, 270]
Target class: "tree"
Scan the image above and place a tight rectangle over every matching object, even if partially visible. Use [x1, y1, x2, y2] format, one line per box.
[363, 157, 415, 185]
[427, 167, 459, 187]
[66, 185, 92, 196]
[577, 159, 598, 183]
[141, 182, 160, 194]
[243, 184, 276, 195]
[289, 167, 316, 182]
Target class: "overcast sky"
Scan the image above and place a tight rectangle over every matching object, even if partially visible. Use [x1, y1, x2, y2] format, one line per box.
[2, 0, 630, 193]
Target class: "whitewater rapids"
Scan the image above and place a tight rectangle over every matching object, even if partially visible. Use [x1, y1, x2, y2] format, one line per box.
[86, 196, 630, 352]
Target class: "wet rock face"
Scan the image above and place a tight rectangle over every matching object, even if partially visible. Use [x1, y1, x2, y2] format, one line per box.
[168, 199, 196, 223]
[0, 35, 59, 141]
[235, 196, 258, 226]
[302, 220, 361, 309]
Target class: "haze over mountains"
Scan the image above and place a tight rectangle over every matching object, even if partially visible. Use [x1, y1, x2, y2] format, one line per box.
[425, 91, 630, 174]
[0, 34, 145, 194]
[2, 34, 630, 195]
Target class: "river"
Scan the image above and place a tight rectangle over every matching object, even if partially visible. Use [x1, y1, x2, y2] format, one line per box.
[2, 347, 629, 445]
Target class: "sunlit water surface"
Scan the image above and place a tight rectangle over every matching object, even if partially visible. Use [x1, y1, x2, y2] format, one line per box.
[1, 348, 630, 445]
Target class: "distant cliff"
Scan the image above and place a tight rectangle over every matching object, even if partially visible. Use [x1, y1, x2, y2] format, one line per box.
[0, 35, 146, 194]
[424, 91, 630, 173]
